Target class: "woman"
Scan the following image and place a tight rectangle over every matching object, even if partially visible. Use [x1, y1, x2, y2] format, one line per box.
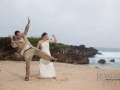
[37, 32, 57, 78]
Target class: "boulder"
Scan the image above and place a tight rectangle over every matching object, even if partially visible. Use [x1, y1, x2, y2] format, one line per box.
[98, 59, 106, 64]
[110, 59, 115, 62]
[95, 66, 99, 68]
[97, 52, 102, 55]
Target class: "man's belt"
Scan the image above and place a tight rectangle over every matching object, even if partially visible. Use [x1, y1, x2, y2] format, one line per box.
[24, 47, 32, 54]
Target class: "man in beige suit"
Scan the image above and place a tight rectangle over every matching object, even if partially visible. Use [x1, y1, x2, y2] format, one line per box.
[9, 17, 56, 81]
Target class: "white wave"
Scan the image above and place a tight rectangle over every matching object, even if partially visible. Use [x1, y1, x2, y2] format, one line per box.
[96, 51, 120, 57]
[88, 51, 120, 70]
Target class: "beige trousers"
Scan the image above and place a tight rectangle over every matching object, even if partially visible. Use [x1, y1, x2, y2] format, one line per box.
[23, 48, 54, 77]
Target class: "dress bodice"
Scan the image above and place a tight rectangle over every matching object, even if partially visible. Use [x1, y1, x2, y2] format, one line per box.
[40, 41, 51, 56]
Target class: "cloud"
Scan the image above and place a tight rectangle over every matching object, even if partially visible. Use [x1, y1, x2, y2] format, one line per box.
[0, 0, 120, 48]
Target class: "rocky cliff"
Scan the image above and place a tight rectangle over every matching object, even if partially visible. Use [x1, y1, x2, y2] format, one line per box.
[0, 37, 98, 64]
[51, 45, 98, 64]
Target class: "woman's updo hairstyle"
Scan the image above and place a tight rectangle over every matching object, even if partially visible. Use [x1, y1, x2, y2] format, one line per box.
[41, 32, 48, 39]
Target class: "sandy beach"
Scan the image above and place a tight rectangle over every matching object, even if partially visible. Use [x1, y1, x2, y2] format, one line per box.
[0, 61, 120, 90]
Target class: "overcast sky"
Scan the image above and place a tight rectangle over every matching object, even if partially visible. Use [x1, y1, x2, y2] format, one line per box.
[0, 0, 120, 48]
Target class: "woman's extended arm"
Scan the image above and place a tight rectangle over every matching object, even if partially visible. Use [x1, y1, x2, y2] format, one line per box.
[49, 34, 57, 43]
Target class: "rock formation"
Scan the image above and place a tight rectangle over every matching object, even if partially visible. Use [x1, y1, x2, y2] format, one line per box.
[98, 59, 106, 64]
[51, 45, 98, 64]
[110, 59, 115, 62]
[0, 37, 98, 64]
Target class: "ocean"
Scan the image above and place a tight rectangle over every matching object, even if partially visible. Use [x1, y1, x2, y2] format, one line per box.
[88, 48, 120, 70]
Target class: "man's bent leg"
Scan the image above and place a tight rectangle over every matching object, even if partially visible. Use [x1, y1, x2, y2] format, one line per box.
[34, 49, 54, 61]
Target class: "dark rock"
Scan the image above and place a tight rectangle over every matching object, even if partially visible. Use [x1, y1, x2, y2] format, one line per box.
[51, 45, 98, 64]
[97, 52, 102, 55]
[95, 66, 99, 68]
[98, 59, 106, 64]
[110, 59, 115, 62]
[87, 47, 98, 57]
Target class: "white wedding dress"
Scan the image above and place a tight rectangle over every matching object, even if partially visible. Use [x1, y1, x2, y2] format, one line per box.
[38, 41, 56, 78]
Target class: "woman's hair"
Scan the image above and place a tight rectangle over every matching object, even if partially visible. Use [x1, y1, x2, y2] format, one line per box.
[41, 32, 48, 38]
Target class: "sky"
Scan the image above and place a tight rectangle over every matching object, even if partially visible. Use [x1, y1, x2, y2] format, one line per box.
[0, 0, 120, 48]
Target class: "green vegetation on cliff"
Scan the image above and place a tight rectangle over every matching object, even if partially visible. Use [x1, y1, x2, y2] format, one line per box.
[0, 37, 69, 53]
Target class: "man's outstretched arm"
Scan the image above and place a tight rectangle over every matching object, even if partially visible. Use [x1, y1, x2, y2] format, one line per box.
[23, 17, 30, 35]
[9, 35, 18, 48]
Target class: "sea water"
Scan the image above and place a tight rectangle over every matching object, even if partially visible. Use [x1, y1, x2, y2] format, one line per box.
[88, 48, 120, 70]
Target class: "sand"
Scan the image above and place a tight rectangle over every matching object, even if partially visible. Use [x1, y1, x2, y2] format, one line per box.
[0, 61, 120, 90]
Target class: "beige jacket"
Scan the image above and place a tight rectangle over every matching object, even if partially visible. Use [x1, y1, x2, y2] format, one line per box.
[11, 24, 34, 56]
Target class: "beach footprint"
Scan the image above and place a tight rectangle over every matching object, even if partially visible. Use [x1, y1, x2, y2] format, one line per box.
[60, 77, 69, 81]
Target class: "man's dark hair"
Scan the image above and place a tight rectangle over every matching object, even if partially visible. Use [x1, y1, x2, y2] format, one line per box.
[14, 30, 20, 35]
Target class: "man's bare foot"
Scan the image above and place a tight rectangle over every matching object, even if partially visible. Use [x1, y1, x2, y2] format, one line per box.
[51, 58, 57, 62]
[53, 77, 56, 79]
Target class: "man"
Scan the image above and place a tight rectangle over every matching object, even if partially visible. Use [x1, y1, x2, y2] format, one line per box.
[9, 17, 56, 81]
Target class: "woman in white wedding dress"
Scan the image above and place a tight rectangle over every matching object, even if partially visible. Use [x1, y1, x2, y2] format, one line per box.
[37, 32, 57, 78]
